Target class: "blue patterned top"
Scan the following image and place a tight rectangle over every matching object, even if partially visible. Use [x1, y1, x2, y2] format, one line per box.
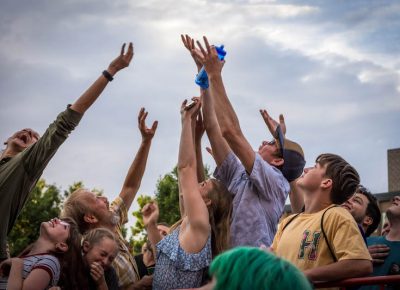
[153, 226, 212, 290]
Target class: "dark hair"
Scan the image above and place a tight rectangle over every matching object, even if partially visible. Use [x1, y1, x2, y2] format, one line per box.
[356, 185, 381, 236]
[316, 153, 360, 204]
[57, 218, 89, 290]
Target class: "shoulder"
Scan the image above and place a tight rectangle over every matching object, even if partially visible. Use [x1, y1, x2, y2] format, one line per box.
[323, 206, 354, 221]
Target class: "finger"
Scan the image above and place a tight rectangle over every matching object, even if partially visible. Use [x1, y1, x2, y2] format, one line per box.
[196, 40, 207, 58]
[203, 36, 211, 54]
[181, 99, 188, 110]
[372, 259, 385, 264]
[120, 43, 126, 56]
[138, 107, 145, 123]
[372, 252, 390, 258]
[151, 121, 158, 132]
[190, 37, 194, 50]
[279, 114, 285, 125]
[180, 34, 186, 46]
[127, 42, 134, 61]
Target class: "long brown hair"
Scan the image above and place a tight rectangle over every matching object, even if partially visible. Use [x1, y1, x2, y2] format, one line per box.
[170, 179, 232, 257]
[207, 179, 232, 257]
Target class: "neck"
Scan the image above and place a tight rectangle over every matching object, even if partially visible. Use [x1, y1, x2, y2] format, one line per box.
[28, 238, 54, 255]
[303, 190, 332, 214]
[386, 219, 400, 241]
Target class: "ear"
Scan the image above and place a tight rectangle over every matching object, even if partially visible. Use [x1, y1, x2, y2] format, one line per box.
[82, 241, 90, 253]
[55, 242, 68, 253]
[84, 213, 99, 224]
[321, 178, 332, 190]
[204, 198, 212, 207]
[363, 216, 373, 227]
[270, 158, 284, 167]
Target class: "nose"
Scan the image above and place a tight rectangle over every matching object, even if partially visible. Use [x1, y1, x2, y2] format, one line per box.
[303, 167, 312, 173]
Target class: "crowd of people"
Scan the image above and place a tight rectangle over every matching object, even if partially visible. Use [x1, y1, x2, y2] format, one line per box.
[0, 34, 399, 290]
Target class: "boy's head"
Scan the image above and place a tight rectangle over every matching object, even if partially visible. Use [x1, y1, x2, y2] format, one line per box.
[298, 153, 359, 204]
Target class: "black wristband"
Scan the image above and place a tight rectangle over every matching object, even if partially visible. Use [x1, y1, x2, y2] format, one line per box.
[102, 70, 114, 82]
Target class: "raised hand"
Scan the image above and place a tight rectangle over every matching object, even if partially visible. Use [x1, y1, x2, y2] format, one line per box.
[138, 108, 158, 142]
[181, 34, 204, 71]
[259, 109, 286, 138]
[180, 98, 202, 122]
[107, 42, 134, 75]
[195, 36, 224, 77]
[142, 202, 159, 227]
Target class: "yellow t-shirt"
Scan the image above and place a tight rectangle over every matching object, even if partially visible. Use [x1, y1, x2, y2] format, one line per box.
[271, 205, 371, 271]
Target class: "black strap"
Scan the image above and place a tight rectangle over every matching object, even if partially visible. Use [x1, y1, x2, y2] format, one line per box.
[321, 205, 338, 262]
[282, 212, 301, 231]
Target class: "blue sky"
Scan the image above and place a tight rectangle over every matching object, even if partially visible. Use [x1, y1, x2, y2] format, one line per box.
[1, 1, 399, 222]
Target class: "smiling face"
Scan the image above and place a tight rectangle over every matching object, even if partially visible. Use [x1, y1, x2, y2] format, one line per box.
[40, 218, 70, 245]
[83, 237, 118, 269]
[4, 128, 40, 153]
[342, 193, 369, 224]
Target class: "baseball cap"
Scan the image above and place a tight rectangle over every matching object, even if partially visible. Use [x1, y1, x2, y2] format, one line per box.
[276, 126, 305, 182]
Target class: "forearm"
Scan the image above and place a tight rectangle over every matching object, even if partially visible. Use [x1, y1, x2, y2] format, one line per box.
[208, 74, 242, 139]
[70, 73, 111, 114]
[304, 259, 372, 282]
[195, 139, 206, 182]
[8, 259, 23, 290]
[119, 139, 152, 210]
[201, 89, 230, 166]
[96, 279, 109, 290]
[178, 119, 196, 171]
[289, 180, 305, 213]
[145, 222, 163, 255]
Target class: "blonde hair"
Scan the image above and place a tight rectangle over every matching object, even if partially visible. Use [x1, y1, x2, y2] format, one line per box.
[83, 228, 117, 248]
[61, 188, 93, 234]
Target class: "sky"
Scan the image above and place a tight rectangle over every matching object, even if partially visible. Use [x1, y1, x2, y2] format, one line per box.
[1, 0, 399, 228]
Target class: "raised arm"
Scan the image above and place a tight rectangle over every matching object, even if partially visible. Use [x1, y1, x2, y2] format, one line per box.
[70, 43, 134, 114]
[181, 34, 231, 167]
[260, 110, 304, 212]
[142, 202, 163, 256]
[195, 37, 254, 173]
[119, 108, 158, 210]
[178, 99, 210, 251]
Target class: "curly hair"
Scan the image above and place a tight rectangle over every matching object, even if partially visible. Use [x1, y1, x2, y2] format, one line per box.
[316, 153, 360, 205]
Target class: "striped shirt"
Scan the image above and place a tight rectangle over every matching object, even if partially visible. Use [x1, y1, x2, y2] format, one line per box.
[0, 254, 60, 289]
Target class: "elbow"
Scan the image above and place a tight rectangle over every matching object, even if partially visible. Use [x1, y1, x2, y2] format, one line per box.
[221, 126, 242, 142]
[356, 260, 373, 277]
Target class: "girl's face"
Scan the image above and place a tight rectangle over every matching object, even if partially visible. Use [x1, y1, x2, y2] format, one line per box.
[83, 237, 118, 269]
[141, 243, 154, 267]
[41, 218, 70, 244]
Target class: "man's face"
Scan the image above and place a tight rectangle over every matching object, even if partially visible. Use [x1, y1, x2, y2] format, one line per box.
[342, 193, 369, 224]
[4, 128, 40, 152]
[82, 191, 114, 225]
[258, 140, 280, 164]
[296, 163, 326, 192]
[387, 196, 400, 219]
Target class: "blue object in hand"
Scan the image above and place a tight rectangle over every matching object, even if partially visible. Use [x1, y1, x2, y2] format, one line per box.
[195, 45, 226, 89]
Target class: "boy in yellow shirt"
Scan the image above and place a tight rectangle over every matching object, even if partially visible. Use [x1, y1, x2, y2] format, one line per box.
[271, 153, 372, 283]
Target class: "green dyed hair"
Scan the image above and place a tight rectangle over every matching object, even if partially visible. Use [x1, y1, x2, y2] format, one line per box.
[209, 247, 312, 290]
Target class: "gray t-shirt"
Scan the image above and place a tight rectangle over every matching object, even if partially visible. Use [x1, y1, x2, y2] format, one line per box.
[214, 152, 290, 247]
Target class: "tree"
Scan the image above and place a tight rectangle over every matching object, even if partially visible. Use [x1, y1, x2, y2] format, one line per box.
[8, 179, 63, 256]
[129, 194, 153, 254]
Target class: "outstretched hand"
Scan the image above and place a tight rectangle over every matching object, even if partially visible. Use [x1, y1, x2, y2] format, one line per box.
[138, 108, 158, 142]
[180, 98, 202, 122]
[142, 202, 159, 227]
[107, 42, 134, 75]
[195, 36, 224, 77]
[260, 109, 286, 137]
[181, 34, 204, 71]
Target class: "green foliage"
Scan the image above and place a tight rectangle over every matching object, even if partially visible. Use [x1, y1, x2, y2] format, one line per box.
[156, 167, 181, 226]
[129, 195, 153, 254]
[8, 179, 63, 256]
